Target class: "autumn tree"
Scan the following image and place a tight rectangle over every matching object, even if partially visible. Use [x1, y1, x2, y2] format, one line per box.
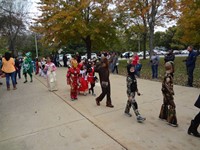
[0, 0, 30, 56]
[115, 0, 179, 57]
[33, 0, 117, 58]
[177, 0, 200, 48]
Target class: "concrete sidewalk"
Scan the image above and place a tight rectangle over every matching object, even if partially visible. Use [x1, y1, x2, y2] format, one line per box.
[0, 67, 199, 150]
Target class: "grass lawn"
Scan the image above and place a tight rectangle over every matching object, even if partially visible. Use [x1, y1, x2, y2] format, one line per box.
[118, 56, 200, 88]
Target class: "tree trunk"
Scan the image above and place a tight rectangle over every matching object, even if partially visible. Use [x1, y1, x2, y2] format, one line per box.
[149, 24, 154, 57]
[85, 35, 91, 59]
[143, 32, 147, 60]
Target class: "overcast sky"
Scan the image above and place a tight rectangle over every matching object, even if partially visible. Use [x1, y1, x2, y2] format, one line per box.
[30, 0, 173, 32]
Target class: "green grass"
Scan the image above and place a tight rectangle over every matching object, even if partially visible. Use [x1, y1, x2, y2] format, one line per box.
[118, 56, 200, 88]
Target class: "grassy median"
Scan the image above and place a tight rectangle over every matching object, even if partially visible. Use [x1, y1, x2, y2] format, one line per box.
[118, 56, 200, 88]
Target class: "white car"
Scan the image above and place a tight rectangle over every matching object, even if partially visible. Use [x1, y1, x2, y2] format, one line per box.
[122, 51, 134, 58]
[81, 53, 97, 60]
[181, 50, 189, 54]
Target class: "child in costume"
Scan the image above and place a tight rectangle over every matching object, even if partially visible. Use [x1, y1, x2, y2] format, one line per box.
[67, 59, 80, 100]
[44, 57, 57, 91]
[22, 52, 33, 83]
[124, 60, 146, 123]
[159, 61, 178, 127]
[88, 60, 96, 96]
[78, 62, 88, 95]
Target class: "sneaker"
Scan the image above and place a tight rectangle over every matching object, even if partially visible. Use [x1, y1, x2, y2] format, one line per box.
[124, 112, 132, 117]
[168, 123, 178, 127]
[137, 115, 146, 123]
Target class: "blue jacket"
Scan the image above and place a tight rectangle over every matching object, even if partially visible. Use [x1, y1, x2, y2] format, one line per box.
[186, 50, 197, 68]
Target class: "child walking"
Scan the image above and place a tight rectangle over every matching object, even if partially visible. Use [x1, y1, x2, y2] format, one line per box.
[124, 61, 146, 123]
[159, 61, 178, 127]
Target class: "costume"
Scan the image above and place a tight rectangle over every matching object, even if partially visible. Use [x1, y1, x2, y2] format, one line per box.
[67, 59, 80, 100]
[22, 52, 33, 83]
[95, 57, 114, 108]
[159, 62, 178, 127]
[88, 65, 96, 95]
[45, 62, 57, 91]
[124, 64, 145, 123]
[78, 65, 88, 95]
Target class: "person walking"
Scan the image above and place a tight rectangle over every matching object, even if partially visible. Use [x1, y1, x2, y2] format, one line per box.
[124, 60, 146, 123]
[185, 46, 197, 87]
[187, 95, 200, 137]
[1, 52, 17, 90]
[22, 52, 33, 83]
[44, 57, 58, 92]
[159, 62, 178, 127]
[95, 56, 114, 108]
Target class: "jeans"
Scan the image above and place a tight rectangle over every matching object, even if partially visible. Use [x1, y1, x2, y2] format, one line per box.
[5, 72, 16, 87]
[187, 66, 195, 86]
[151, 65, 158, 79]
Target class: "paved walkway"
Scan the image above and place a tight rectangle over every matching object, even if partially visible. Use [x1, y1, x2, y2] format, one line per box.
[0, 67, 199, 150]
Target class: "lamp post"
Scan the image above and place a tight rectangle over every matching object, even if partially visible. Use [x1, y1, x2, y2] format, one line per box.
[35, 33, 38, 58]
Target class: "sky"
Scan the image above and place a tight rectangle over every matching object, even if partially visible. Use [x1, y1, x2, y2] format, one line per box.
[30, 0, 174, 32]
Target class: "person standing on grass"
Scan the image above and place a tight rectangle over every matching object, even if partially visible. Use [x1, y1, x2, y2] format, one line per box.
[1, 52, 17, 90]
[150, 51, 159, 79]
[185, 46, 197, 87]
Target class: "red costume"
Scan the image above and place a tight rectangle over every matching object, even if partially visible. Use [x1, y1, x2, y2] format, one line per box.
[78, 67, 88, 95]
[132, 55, 139, 66]
[67, 59, 80, 100]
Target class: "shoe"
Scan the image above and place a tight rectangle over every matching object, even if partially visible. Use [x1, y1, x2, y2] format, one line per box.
[168, 123, 178, 127]
[106, 104, 114, 108]
[92, 93, 96, 96]
[96, 99, 100, 106]
[188, 120, 200, 137]
[24, 80, 27, 83]
[30, 80, 33, 82]
[124, 111, 132, 117]
[137, 115, 146, 123]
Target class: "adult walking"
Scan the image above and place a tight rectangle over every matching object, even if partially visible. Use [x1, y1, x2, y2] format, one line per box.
[186, 46, 197, 87]
[22, 52, 33, 83]
[95, 56, 114, 108]
[1, 52, 17, 90]
[188, 95, 200, 137]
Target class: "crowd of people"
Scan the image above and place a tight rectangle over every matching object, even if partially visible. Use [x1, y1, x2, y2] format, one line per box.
[0, 46, 199, 138]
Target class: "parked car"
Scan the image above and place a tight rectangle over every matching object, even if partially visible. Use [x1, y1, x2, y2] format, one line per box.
[173, 50, 181, 55]
[121, 51, 134, 58]
[181, 50, 189, 54]
[137, 51, 149, 57]
[81, 53, 98, 60]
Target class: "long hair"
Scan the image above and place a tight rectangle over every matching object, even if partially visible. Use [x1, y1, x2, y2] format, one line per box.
[101, 57, 109, 69]
[5, 52, 11, 61]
